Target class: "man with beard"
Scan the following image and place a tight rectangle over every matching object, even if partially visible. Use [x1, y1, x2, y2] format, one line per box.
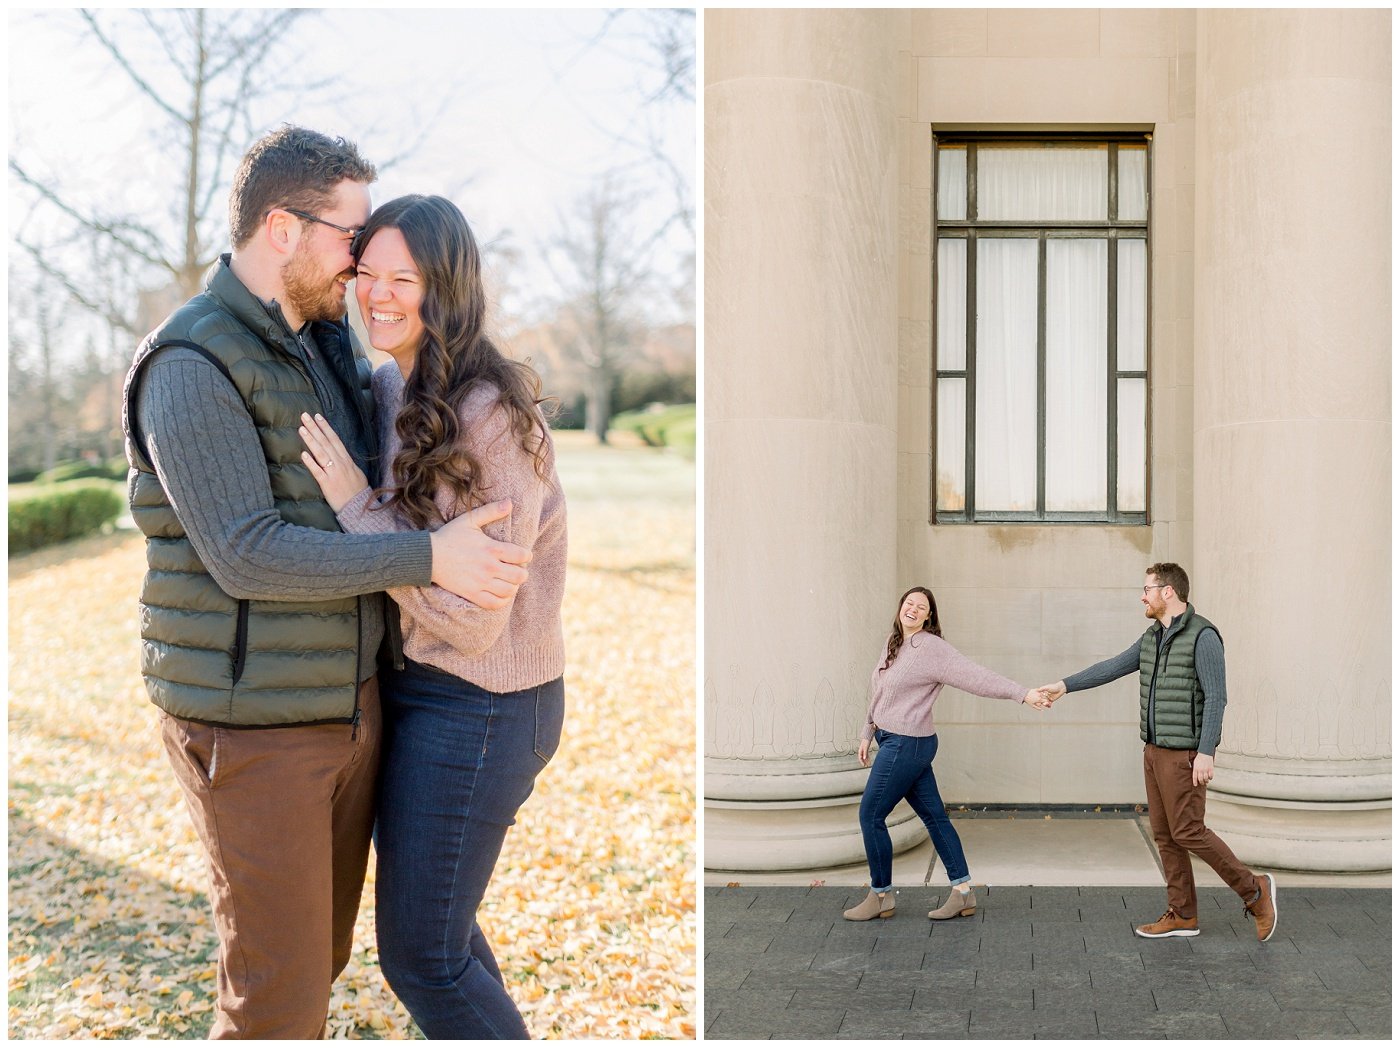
[1036, 563, 1279, 943]
[122, 126, 531, 1037]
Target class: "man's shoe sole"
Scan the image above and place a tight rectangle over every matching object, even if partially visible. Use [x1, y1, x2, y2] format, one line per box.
[1134, 926, 1200, 938]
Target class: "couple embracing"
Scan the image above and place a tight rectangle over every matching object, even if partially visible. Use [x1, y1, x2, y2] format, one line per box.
[125, 126, 564, 1038]
[845, 563, 1279, 944]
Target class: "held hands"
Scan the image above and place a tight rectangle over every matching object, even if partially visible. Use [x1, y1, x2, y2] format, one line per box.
[1024, 680, 1066, 711]
[1023, 688, 1052, 710]
[1192, 752, 1215, 788]
[299, 413, 369, 513]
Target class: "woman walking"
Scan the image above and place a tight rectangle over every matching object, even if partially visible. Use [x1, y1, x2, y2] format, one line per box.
[844, 586, 1048, 922]
[300, 194, 565, 1038]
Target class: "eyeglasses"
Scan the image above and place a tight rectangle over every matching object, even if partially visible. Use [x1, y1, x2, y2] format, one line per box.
[281, 208, 364, 251]
[1142, 584, 1167, 594]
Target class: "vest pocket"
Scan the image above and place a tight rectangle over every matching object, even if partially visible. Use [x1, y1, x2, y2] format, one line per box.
[231, 600, 249, 686]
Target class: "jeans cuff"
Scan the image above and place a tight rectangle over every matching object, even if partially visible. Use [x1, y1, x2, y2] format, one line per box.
[871, 884, 893, 894]
[949, 875, 972, 887]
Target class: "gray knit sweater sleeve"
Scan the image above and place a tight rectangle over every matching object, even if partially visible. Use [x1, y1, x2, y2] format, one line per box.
[1194, 628, 1227, 757]
[1063, 642, 1140, 693]
[137, 349, 433, 600]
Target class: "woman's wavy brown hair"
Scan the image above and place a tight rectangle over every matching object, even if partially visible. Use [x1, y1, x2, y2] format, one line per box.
[880, 586, 941, 670]
[355, 194, 552, 529]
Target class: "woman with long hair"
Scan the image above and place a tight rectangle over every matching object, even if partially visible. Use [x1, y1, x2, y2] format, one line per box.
[298, 194, 566, 1038]
[843, 586, 1049, 922]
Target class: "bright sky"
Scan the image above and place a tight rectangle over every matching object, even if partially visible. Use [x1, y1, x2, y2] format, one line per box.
[7, 8, 695, 351]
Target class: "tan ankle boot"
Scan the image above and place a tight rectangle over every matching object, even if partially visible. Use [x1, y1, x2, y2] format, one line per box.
[928, 885, 976, 920]
[842, 889, 895, 921]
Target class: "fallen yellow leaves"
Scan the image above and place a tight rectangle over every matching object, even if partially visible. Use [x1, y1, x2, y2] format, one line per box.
[9, 446, 696, 1039]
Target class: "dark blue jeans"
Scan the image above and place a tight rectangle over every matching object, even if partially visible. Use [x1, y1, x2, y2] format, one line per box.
[375, 659, 565, 1039]
[858, 730, 970, 892]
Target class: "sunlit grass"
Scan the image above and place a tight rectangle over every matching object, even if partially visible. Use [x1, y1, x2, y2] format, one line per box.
[8, 440, 696, 1040]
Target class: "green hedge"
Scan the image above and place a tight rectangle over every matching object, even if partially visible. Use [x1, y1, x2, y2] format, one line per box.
[34, 456, 129, 484]
[611, 404, 696, 459]
[8, 480, 125, 556]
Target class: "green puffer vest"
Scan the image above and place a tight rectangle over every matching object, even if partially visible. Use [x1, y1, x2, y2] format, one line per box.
[1137, 604, 1221, 750]
[122, 258, 376, 727]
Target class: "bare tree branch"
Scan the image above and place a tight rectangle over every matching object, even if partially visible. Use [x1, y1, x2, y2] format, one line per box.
[80, 8, 187, 126]
[542, 177, 659, 441]
[139, 8, 186, 70]
[10, 159, 177, 275]
[12, 237, 140, 336]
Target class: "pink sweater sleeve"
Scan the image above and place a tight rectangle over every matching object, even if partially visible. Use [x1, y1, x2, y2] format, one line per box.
[336, 394, 553, 658]
[923, 636, 1026, 703]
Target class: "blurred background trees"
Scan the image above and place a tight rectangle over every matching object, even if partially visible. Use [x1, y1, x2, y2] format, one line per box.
[8, 8, 695, 478]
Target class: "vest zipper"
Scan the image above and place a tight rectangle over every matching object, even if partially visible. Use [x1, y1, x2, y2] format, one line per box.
[231, 599, 250, 686]
[1148, 628, 1180, 746]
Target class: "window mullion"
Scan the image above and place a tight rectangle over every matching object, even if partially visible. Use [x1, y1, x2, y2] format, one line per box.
[965, 232, 976, 519]
[1108, 232, 1119, 517]
[930, 132, 938, 523]
[967, 142, 978, 222]
[1109, 142, 1119, 223]
[1036, 232, 1047, 517]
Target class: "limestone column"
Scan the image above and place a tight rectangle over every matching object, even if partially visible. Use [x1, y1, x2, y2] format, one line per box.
[1194, 10, 1390, 871]
[704, 10, 910, 871]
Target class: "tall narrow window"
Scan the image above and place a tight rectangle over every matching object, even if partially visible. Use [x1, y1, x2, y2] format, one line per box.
[933, 135, 1150, 523]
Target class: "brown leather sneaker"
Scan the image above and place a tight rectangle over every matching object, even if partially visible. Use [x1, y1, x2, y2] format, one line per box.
[1244, 872, 1278, 942]
[1134, 907, 1200, 938]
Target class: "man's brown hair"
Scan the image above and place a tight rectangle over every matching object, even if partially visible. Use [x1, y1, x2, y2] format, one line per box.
[1146, 562, 1190, 601]
[228, 126, 377, 249]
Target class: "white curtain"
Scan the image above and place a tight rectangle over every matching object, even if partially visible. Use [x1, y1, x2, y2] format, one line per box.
[975, 238, 1038, 511]
[1045, 239, 1108, 511]
[1117, 238, 1147, 371]
[1117, 379, 1147, 511]
[936, 379, 966, 511]
[936, 240, 968, 510]
[977, 146, 1107, 222]
[937, 146, 967, 221]
[936, 238, 966, 370]
[1118, 146, 1148, 221]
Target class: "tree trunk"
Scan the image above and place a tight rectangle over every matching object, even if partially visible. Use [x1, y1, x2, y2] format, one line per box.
[586, 365, 611, 445]
[38, 311, 57, 473]
[101, 322, 119, 459]
[181, 11, 207, 300]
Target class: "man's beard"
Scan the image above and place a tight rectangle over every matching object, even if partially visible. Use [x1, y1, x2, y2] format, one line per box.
[283, 244, 348, 324]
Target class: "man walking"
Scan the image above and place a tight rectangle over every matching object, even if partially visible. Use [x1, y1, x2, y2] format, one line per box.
[123, 126, 530, 1037]
[1037, 563, 1278, 942]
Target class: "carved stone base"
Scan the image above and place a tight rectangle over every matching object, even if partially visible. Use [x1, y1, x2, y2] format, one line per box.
[1206, 792, 1391, 872]
[705, 795, 926, 872]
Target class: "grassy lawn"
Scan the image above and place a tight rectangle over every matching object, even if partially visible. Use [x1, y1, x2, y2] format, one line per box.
[8, 440, 695, 1039]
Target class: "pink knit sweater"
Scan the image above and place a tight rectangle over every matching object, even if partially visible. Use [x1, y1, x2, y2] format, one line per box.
[336, 364, 566, 692]
[861, 632, 1025, 742]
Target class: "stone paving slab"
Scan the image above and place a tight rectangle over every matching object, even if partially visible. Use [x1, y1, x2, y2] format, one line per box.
[704, 885, 1391, 1039]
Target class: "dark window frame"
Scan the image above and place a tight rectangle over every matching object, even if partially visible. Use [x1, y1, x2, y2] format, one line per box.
[930, 131, 1153, 525]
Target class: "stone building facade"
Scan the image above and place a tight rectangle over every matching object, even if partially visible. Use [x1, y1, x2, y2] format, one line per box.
[705, 9, 1390, 873]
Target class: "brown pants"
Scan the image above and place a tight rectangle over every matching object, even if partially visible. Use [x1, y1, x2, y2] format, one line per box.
[160, 677, 382, 1039]
[1142, 743, 1256, 919]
